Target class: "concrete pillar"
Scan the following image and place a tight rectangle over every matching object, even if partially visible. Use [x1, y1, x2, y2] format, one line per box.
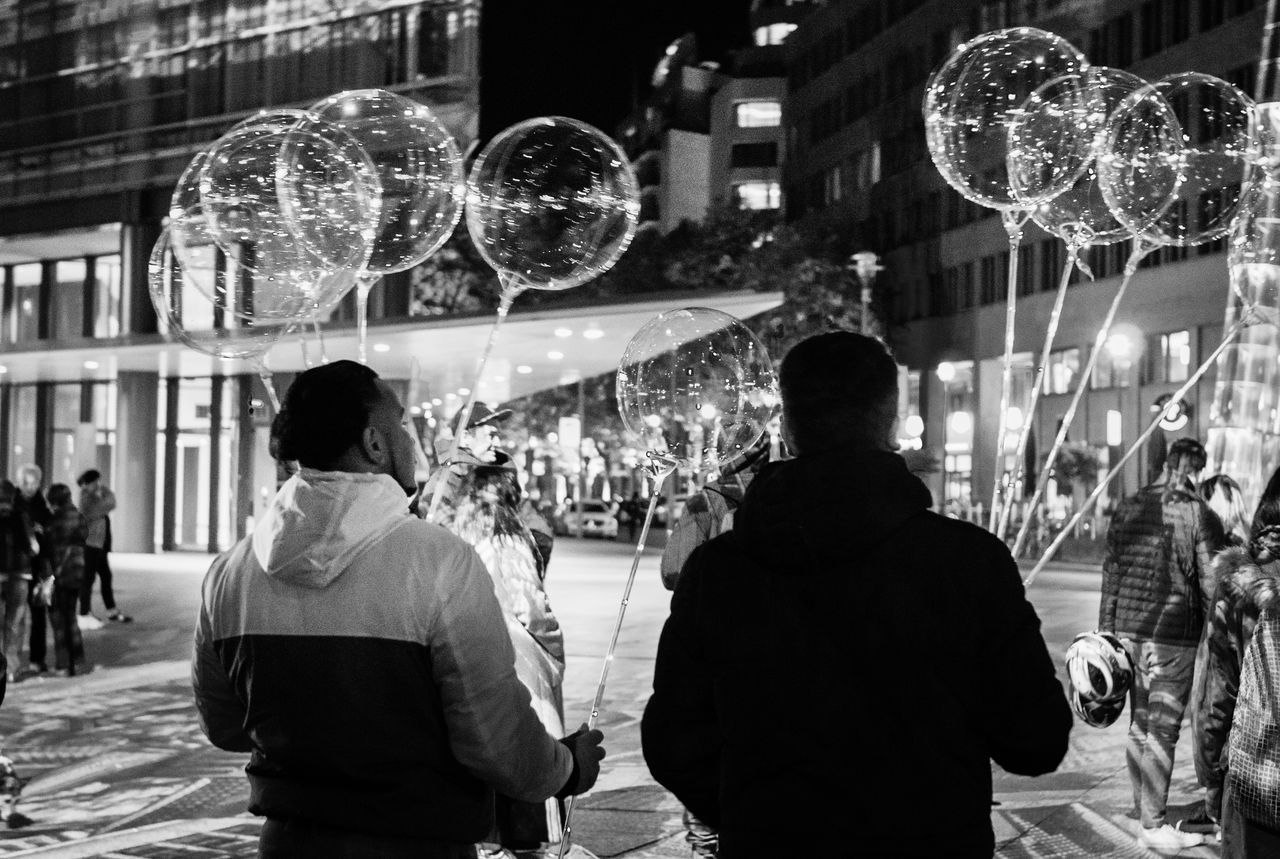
[115, 371, 159, 553]
[120, 220, 161, 336]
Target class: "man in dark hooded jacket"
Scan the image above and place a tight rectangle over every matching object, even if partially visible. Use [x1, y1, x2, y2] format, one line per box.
[641, 331, 1071, 857]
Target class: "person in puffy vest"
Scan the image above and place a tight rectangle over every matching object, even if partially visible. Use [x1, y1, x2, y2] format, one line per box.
[1099, 437, 1226, 851]
[0, 480, 35, 684]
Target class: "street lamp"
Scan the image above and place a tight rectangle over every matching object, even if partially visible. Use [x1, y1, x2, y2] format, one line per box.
[849, 251, 884, 335]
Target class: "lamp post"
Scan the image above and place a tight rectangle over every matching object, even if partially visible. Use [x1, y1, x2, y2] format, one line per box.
[849, 251, 884, 335]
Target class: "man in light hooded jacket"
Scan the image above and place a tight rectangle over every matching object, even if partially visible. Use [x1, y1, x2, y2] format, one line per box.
[192, 361, 604, 858]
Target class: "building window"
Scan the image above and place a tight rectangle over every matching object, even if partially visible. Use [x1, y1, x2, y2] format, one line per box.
[9, 263, 41, 345]
[1147, 330, 1192, 383]
[1045, 348, 1080, 395]
[1093, 336, 1136, 389]
[735, 181, 781, 210]
[52, 259, 87, 340]
[93, 255, 122, 338]
[822, 165, 842, 205]
[730, 141, 779, 168]
[735, 101, 781, 128]
[753, 22, 796, 45]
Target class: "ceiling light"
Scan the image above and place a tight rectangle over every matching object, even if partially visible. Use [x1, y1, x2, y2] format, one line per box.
[83, 360, 99, 370]
[410, 405, 422, 415]
[431, 397, 443, 406]
[0, 366, 8, 374]
[554, 327, 573, 338]
[547, 351, 564, 361]
[583, 328, 604, 340]
[446, 392, 458, 399]
[458, 387, 471, 395]
[372, 343, 391, 353]
[517, 365, 533, 374]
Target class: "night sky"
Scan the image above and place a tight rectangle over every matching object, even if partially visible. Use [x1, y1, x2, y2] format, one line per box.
[479, 0, 753, 140]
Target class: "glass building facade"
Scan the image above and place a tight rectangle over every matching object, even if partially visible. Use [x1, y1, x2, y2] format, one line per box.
[0, 0, 480, 551]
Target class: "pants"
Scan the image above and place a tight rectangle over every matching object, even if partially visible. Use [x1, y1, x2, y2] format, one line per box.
[49, 586, 83, 672]
[1125, 639, 1196, 829]
[1222, 780, 1280, 858]
[258, 818, 473, 859]
[27, 597, 45, 668]
[683, 807, 718, 857]
[79, 547, 115, 615]
[0, 578, 30, 675]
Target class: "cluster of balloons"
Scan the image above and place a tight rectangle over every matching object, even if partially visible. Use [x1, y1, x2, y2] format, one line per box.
[149, 90, 641, 368]
[926, 27, 1257, 262]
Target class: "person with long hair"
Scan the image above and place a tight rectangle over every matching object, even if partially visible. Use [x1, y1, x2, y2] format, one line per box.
[1185, 474, 1255, 836]
[1197, 465, 1280, 855]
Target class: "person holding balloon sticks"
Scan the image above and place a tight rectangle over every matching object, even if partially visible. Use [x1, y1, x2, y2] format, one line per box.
[641, 332, 1070, 857]
[426, 402, 569, 857]
[192, 362, 604, 859]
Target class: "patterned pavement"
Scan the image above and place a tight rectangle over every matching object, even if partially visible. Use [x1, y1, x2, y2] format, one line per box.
[0, 554, 1230, 857]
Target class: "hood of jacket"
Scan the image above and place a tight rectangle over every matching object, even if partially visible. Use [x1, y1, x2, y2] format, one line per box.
[734, 448, 933, 573]
[251, 468, 412, 588]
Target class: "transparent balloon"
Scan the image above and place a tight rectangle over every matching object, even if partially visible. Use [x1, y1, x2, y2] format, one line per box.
[200, 110, 379, 284]
[170, 149, 209, 218]
[1100, 73, 1255, 246]
[925, 27, 1087, 210]
[1017, 68, 1150, 246]
[298, 89, 465, 275]
[467, 116, 640, 291]
[616, 308, 778, 477]
[149, 226, 289, 361]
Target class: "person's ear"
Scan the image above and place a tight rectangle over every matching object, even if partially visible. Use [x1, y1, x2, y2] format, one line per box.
[359, 425, 388, 467]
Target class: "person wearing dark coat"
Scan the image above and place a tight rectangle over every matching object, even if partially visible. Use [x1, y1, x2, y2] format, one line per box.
[641, 332, 1071, 858]
[1099, 437, 1225, 850]
[1196, 466, 1280, 856]
[15, 466, 52, 677]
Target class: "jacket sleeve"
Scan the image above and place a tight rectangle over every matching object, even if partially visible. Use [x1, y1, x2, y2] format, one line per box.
[658, 492, 714, 591]
[1099, 511, 1124, 632]
[191, 595, 252, 753]
[642, 543, 722, 826]
[1196, 582, 1241, 819]
[981, 540, 1072, 776]
[427, 543, 572, 803]
[1195, 508, 1227, 610]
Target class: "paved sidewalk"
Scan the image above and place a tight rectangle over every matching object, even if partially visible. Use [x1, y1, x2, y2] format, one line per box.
[0, 551, 1222, 857]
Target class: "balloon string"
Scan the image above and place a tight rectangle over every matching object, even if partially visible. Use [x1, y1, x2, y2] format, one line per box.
[1023, 315, 1248, 587]
[988, 210, 1027, 533]
[425, 279, 523, 523]
[254, 364, 281, 412]
[997, 242, 1079, 540]
[312, 311, 328, 365]
[1012, 240, 1154, 559]
[1258, 0, 1280, 102]
[557, 472, 670, 859]
[355, 275, 378, 365]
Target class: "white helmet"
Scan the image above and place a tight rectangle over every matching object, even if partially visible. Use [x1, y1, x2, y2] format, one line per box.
[1065, 631, 1133, 728]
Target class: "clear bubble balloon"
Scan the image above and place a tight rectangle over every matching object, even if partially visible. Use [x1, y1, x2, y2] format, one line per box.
[617, 308, 778, 477]
[170, 149, 209, 218]
[1020, 67, 1151, 246]
[925, 27, 1087, 210]
[149, 226, 289, 361]
[298, 89, 465, 275]
[201, 109, 379, 282]
[467, 116, 640, 291]
[1100, 73, 1256, 246]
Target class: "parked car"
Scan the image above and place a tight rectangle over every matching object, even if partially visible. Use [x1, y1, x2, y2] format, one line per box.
[560, 500, 619, 539]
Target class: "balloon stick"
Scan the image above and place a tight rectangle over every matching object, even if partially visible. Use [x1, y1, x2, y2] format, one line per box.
[311, 311, 328, 365]
[1012, 240, 1156, 558]
[425, 276, 526, 522]
[1023, 315, 1251, 587]
[355, 274, 379, 365]
[557, 455, 677, 859]
[997, 240, 1083, 540]
[988, 209, 1029, 533]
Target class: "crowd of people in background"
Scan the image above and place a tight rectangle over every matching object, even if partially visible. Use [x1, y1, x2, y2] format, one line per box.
[0, 465, 128, 686]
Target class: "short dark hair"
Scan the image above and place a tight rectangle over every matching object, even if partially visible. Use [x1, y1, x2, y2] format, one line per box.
[1167, 437, 1207, 472]
[1254, 466, 1280, 537]
[271, 360, 385, 468]
[47, 483, 71, 507]
[779, 331, 899, 454]
[77, 469, 100, 486]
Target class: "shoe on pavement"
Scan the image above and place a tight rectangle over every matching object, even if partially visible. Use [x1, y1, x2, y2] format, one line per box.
[107, 610, 132, 623]
[1176, 811, 1218, 834]
[1138, 823, 1204, 850]
[78, 614, 103, 630]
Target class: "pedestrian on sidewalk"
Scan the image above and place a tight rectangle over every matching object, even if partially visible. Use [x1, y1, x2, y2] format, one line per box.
[193, 361, 604, 859]
[1099, 437, 1225, 851]
[642, 332, 1071, 857]
[43, 483, 86, 676]
[0, 481, 36, 684]
[430, 403, 568, 858]
[16, 465, 51, 678]
[1196, 466, 1280, 855]
[76, 469, 129, 628]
